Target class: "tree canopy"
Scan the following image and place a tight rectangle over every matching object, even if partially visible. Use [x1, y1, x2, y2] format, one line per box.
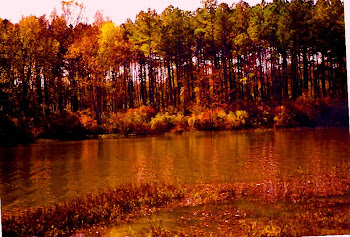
[0, 0, 346, 135]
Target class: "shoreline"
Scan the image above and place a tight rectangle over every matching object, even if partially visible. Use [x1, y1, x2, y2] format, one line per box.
[16, 125, 345, 148]
[2, 179, 350, 236]
[1, 97, 348, 147]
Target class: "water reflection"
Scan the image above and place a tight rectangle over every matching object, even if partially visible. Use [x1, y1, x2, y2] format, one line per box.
[0, 128, 349, 212]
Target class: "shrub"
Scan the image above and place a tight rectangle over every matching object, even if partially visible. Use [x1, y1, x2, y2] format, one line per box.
[170, 113, 190, 132]
[292, 97, 321, 126]
[43, 110, 94, 139]
[0, 113, 34, 146]
[149, 112, 191, 134]
[187, 108, 250, 131]
[273, 106, 298, 128]
[290, 96, 334, 126]
[112, 113, 149, 135]
[225, 110, 249, 129]
[103, 112, 118, 134]
[150, 113, 174, 134]
[188, 110, 216, 130]
[109, 106, 157, 135]
[132, 106, 157, 122]
[212, 108, 227, 129]
[78, 111, 98, 134]
[246, 104, 274, 127]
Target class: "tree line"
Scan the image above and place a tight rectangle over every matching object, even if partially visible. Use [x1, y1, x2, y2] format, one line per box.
[0, 0, 346, 127]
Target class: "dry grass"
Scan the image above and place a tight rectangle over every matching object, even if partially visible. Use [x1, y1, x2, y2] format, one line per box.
[3, 175, 350, 236]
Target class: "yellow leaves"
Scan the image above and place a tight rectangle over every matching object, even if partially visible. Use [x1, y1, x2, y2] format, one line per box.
[66, 21, 131, 80]
[19, 16, 41, 49]
[240, 77, 248, 85]
[98, 22, 130, 66]
[100, 22, 116, 41]
[226, 110, 249, 129]
[234, 32, 249, 47]
[216, 108, 227, 119]
[15, 16, 60, 64]
[187, 108, 250, 130]
[19, 16, 40, 34]
[247, 16, 262, 43]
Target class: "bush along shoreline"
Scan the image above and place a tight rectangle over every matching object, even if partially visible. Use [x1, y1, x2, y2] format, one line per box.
[2, 177, 350, 236]
[0, 97, 348, 146]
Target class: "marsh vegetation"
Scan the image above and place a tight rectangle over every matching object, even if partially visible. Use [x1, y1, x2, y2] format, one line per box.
[3, 178, 350, 236]
[1, 128, 350, 236]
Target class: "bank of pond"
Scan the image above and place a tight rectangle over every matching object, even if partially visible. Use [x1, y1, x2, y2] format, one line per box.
[0, 97, 348, 147]
[2, 179, 350, 236]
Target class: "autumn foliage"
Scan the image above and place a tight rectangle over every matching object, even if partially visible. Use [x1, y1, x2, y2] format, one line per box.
[0, 0, 347, 145]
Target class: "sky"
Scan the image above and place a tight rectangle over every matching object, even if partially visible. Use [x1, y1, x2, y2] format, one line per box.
[0, 0, 268, 25]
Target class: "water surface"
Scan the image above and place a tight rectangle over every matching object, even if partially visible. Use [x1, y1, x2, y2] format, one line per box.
[1, 128, 349, 213]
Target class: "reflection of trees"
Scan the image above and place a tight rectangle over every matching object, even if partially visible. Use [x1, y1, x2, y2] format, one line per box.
[275, 130, 349, 180]
[193, 135, 211, 183]
[241, 133, 279, 182]
[134, 139, 157, 185]
[210, 150, 220, 182]
[175, 135, 199, 183]
[158, 139, 175, 184]
[2, 128, 350, 212]
[134, 147, 149, 184]
[132, 137, 178, 184]
[79, 140, 99, 191]
[29, 157, 52, 205]
[250, 129, 350, 200]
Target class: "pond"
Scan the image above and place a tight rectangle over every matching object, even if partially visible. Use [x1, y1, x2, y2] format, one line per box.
[1, 128, 350, 216]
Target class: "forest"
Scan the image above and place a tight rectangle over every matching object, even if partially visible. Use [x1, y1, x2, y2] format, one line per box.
[0, 0, 347, 145]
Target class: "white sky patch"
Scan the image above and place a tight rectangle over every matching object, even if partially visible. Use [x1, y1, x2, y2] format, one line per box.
[1, 0, 267, 25]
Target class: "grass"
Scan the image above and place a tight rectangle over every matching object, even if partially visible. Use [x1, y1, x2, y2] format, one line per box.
[2, 184, 185, 236]
[2, 175, 350, 236]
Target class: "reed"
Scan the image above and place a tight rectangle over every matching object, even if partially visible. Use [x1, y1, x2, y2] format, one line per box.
[2, 175, 350, 236]
[2, 184, 185, 236]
